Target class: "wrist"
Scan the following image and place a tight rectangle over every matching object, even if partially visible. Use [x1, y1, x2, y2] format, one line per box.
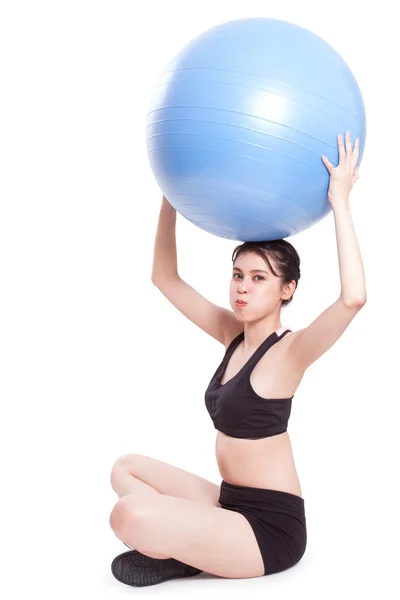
[330, 194, 350, 211]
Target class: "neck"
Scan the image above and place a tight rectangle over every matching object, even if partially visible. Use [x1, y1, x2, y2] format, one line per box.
[241, 318, 283, 354]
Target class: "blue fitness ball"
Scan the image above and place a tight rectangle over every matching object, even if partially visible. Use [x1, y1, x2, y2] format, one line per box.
[146, 18, 366, 241]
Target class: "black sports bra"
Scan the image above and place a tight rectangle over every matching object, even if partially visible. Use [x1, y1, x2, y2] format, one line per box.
[204, 328, 294, 439]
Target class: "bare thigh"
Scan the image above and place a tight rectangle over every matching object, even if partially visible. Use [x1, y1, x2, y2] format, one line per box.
[110, 493, 265, 578]
[110, 453, 221, 507]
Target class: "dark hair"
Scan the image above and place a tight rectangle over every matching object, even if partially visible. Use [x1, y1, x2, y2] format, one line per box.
[231, 240, 301, 307]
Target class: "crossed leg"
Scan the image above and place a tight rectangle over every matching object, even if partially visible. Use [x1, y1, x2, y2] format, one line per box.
[110, 453, 222, 558]
[109, 453, 265, 578]
[110, 453, 221, 506]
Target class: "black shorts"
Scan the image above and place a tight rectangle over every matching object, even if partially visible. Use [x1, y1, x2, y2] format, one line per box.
[218, 480, 307, 575]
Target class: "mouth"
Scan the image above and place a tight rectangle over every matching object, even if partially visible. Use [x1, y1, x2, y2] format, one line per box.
[235, 299, 247, 306]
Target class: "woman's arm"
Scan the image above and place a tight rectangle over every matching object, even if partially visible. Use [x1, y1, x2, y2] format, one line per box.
[287, 132, 367, 370]
[150, 195, 241, 345]
[151, 195, 179, 282]
[328, 132, 366, 306]
[333, 202, 366, 307]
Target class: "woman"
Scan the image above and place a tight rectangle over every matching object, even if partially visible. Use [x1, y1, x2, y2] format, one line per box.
[109, 132, 366, 586]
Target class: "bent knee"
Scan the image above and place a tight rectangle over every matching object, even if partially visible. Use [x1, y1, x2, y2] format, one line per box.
[110, 452, 143, 475]
[109, 496, 147, 536]
[110, 453, 139, 490]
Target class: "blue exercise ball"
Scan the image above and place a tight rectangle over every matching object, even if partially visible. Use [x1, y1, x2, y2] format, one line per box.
[146, 18, 366, 241]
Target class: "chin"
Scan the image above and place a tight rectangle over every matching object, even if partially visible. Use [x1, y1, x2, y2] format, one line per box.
[233, 309, 247, 320]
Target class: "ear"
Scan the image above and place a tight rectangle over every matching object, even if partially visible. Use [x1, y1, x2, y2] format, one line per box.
[281, 280, 296, 300]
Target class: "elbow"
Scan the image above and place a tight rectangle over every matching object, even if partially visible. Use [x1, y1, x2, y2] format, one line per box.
[151, 272, 179, 287]
[341, 294, 367, 309]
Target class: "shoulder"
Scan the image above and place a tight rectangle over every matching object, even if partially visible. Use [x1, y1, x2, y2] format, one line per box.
[278, 329, 307, 372]
[281, 329, 305, 357]
[284, 328, 304, 342]
[278, 328, 304, 347]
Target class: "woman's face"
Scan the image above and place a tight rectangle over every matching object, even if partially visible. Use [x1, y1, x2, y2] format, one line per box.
[229, 251, 284, 319]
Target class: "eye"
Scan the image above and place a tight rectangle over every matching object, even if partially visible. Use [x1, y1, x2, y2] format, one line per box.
[232, 273, 265, 281]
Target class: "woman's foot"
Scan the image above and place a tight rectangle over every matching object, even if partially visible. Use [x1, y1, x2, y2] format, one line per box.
[111, 549, 203, 587]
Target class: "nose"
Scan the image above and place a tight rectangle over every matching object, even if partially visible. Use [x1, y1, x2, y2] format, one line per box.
[237, 279, 248, 292]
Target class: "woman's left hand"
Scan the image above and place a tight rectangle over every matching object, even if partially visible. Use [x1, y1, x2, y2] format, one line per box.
[321, 131, 360, 207]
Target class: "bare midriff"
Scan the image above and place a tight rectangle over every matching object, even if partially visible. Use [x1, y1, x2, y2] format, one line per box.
[215, 430, 302, 497]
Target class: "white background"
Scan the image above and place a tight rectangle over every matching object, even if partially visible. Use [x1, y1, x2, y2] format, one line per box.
[1, 0, 399, 598]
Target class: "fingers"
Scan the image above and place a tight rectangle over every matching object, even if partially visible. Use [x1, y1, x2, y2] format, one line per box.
[321, 154, 334, 173]
[324, 133, 360, 176]
[344, 131, 353, 157]
[338, 134, 346, 162]
[351, 138, 360, 169]
[343, 131, 360, 161]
